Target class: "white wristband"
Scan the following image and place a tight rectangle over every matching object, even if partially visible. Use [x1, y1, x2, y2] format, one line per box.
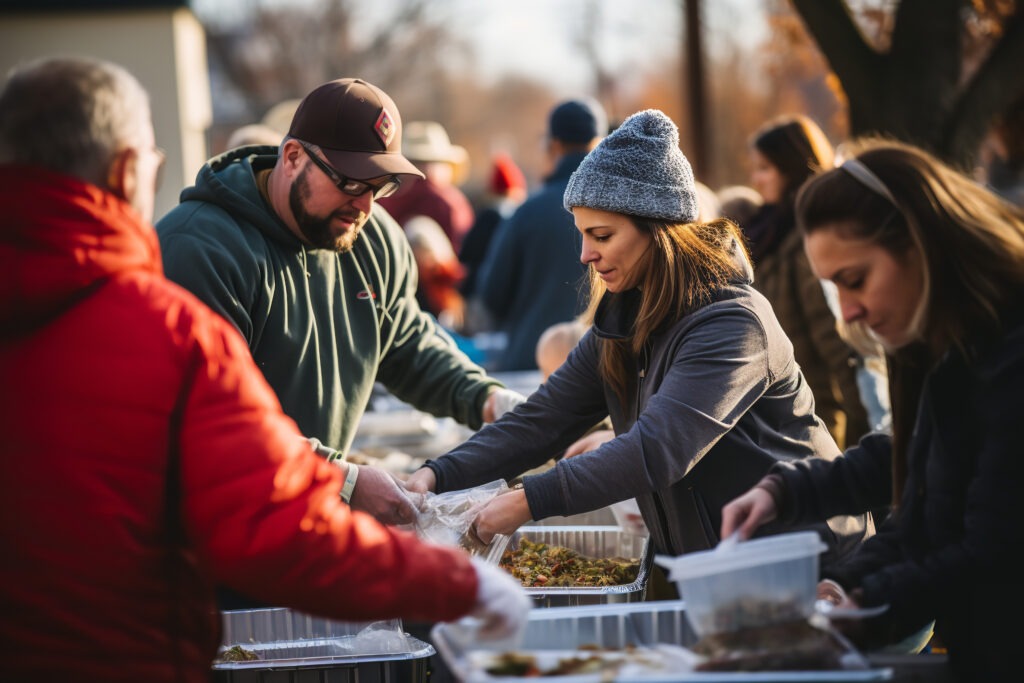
[340, 462, 359, 504]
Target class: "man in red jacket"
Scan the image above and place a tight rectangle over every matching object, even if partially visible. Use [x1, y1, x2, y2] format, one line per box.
[0, 56, 528, 682]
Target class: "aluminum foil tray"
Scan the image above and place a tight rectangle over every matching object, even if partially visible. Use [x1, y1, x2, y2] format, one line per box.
[432, 601, 894, 682]
[503, 525, 651, 607]
[213, 608, 433, 682]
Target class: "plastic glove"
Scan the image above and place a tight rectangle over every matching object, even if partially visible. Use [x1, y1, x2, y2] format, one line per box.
[349, 465, 421, 526]
[305, 436, 339, 459]
[482, 387, 527, 423]
[469, 556, 531, 641]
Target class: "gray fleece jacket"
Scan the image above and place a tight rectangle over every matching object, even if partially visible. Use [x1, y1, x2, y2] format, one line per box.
[426, 256, 871, 566]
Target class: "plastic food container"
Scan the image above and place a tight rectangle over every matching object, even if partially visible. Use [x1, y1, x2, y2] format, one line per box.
[432, 601, 891, 681]
[212, 608, 434, 683]
[502, 526, 651, 607]
[656, 531, 827, 638]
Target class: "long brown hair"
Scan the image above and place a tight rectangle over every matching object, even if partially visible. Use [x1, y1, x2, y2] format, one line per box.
[582, 217, 750, 404]
[795, 137, 1024, 506]
[752, 114, 834, 203]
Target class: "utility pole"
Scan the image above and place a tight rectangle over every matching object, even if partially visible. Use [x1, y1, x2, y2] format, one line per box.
[683, 0, 711, 186]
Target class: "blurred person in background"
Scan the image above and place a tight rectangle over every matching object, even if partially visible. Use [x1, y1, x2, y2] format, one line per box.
[716, 184, 763, 230]
[156, 78, 523, 527]
[745, 114, 873, 449]
[404, 214, 467, 331]
[535, 318, 588, 381]
[224, 121, 283, 151]
[977, 91, 1024, 207]
[721, 139, 1024, 680]
[406, 110, 871, 582]
[475, 98, 607, 371]
[0, 56, 529, 682]
[693, 180, 722, 221]
[376, 119, 475, 253]
[459, 152, 528, 333]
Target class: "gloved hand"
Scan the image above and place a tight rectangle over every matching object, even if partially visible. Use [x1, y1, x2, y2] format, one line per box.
[349, 464, 422, 526]
[482, 387, 527, 423]
[469, 556, 531, 641]
[305, 436, 339, 459]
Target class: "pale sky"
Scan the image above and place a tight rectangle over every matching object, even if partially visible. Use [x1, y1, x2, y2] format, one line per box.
[191, 0, 767, 92]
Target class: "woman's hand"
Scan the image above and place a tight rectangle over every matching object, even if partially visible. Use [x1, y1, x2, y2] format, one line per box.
[817, 579, 847, 606]
[720, 486, 778, 540]
[563, 429, 614, 458]
[404, 467, 436, 494]
[471, 488, 532, 543]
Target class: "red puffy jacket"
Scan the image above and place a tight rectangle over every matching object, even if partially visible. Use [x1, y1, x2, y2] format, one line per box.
[0, 166, 477, 682]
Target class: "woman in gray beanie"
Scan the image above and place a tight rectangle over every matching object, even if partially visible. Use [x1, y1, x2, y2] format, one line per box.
[407, 109, 871, 578]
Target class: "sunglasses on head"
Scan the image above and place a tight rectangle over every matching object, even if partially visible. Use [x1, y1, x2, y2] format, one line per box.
[296, 140, 401, 199]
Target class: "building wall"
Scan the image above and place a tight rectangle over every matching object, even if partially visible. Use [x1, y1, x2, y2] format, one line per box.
[0, 7, 211, 221]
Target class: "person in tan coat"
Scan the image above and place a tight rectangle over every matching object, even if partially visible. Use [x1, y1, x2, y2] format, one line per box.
[745, 115, 871, 449]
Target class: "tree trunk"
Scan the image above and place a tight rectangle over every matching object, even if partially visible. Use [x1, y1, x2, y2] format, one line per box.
[789, 0, 1024, 168]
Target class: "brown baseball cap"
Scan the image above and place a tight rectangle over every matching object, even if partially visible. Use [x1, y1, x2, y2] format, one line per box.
[287, 78, 424, 180]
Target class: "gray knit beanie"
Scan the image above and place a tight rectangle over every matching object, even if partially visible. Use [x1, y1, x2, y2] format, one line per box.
[563, 109, 699, 223]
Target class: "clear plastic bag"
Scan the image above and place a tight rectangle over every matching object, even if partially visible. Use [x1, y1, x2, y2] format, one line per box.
[341, 619, 412, 654]
[412, 479, 513, 562]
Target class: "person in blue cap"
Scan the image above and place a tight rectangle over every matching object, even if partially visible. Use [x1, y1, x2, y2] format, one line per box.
[474, 97, 609, 371]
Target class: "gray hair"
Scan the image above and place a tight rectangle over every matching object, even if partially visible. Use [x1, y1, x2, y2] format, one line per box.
[0, 56, 150, 187]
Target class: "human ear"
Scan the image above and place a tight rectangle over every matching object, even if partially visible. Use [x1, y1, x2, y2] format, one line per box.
[107, 148, 138, 204]
[280, 139, 305, 176]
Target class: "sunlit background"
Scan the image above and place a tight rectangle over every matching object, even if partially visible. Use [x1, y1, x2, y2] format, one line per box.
[1, 0, 1019, 219]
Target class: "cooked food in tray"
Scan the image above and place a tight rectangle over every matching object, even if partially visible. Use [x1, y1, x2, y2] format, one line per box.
[216, 645, 260, 662]
[693, 617, 856, 672]
[499, 537, 640, 587]
[473, 644, 699, 678]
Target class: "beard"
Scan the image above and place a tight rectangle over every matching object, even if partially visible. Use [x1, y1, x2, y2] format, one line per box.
[288, 165, 365, 252]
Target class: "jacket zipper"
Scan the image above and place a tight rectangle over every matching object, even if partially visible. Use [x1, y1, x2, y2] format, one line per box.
[637, 341, 676, 556]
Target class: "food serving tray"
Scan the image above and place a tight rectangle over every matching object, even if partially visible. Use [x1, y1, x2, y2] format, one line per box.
[432, 601, 894, 682]
[504, 526, 651, 607]
[213, 608, 434, 682]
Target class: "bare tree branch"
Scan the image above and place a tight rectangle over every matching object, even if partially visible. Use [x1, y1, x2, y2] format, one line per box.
[943, 6, 1024, 164]
[789, 0, 883, 129]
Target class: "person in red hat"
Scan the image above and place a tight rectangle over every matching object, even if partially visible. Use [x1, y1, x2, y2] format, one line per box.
[0, 57, 529, 682]
[157, 78, 524, 526]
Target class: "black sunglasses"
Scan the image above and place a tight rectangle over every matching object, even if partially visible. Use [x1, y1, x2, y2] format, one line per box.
[296, 140, 401, 199]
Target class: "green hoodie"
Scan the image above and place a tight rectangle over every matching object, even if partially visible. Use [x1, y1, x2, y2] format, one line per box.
[156, 146, 499, 453]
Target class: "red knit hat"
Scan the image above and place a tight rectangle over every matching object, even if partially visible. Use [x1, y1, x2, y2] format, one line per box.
[489, 153, 527, 195]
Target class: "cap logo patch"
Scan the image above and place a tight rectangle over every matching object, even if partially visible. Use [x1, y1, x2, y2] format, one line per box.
[375, 109, 395, 147]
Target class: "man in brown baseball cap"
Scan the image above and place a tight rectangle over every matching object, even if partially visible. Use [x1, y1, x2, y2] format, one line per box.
[288, 78, 423, 181]
[156, 77, 523, 536]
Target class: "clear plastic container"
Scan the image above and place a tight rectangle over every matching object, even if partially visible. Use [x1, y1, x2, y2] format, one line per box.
[656, 531, 827, 638]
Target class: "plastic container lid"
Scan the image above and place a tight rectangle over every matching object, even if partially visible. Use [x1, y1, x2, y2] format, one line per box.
[657, 531, 826, 580]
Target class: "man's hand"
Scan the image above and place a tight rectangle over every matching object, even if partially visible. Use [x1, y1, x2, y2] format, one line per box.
[482, 387, 526, 423]
[404, 466, 436, 494]
[471, 487, 532, 543]
[348, 465, 420, 525]
[563, 429, 614, 458]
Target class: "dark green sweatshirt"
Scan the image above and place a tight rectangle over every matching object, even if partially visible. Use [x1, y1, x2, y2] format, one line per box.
[156, 147, 499, 453]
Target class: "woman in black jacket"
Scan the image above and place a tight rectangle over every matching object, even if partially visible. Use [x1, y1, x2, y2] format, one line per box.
[721, 138, 1024, 682]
